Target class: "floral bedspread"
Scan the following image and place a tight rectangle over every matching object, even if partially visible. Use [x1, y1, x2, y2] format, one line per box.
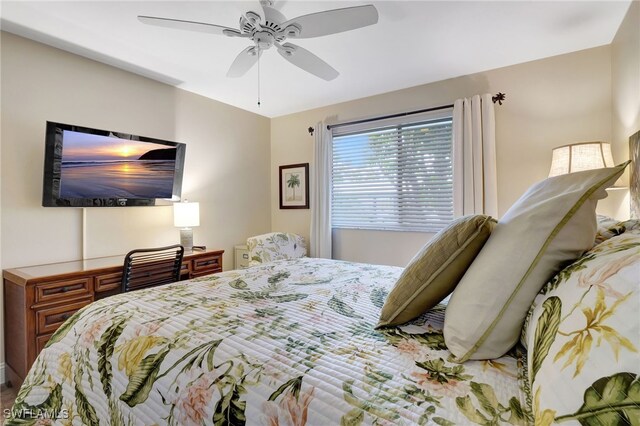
[7, 258, 531, 425]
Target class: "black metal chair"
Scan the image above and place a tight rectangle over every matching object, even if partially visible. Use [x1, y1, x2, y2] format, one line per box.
[121, 244, 185, 293]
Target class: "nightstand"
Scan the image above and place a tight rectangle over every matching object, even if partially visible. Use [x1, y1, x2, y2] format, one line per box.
[234, 245, 250, 269]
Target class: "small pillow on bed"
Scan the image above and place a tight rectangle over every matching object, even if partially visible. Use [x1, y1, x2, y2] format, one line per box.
[444, 162, 628, 362]
[376, 215, 496, 328]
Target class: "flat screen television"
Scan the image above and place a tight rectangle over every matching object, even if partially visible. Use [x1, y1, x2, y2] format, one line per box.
[42, 121, 186, 207]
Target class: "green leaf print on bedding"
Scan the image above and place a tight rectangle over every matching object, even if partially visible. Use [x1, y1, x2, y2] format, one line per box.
[456, 382, 531, 425]
[119, 348, 170, 407]
[98, 318, 127, 397]
[541, 254, 596, 294]
[369, 287, 388, 308]
[328, 295, 363, 319]
[267, 271, 291, 284]
[383, 328, 447, 351]
[268, 376, 303, 401]
[212, 383, 247, 426]
[6, 383, 63, 426]
[555, 372, 640, 425]
[231, 290, 308, 303]
[229, 278, 248, 289]
[269, 293, 309, 303]
[531, 297, 561, 381]
[415, 358, 472, 384]
[75, 368, 100, 426]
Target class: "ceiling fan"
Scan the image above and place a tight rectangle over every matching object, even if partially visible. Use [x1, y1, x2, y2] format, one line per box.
[138, 1, 378, 81]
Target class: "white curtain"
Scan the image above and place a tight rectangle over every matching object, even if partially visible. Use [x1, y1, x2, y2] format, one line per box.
[452, 94, 498, 217]
[309, 121, 332, 258]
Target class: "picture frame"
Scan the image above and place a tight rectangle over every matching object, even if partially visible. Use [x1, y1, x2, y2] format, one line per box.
[279, 163, 309, 209]
[630, 130, 640, 219]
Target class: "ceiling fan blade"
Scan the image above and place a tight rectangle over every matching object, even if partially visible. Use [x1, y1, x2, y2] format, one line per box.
[261, 5, 286, 24]
[282, 5, 378, 39]
[227, 47, 262, 78]
[277, 43, 338, 81]
[138, 15, 236, 36]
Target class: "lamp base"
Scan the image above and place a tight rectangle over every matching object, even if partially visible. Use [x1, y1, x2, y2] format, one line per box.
[179, 228, 193, 249]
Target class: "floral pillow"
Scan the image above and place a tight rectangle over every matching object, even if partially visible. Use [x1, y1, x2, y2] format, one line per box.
[594, 215, 632, 245]
[523, 229, 640, 425]
[247, 232, 307, 266]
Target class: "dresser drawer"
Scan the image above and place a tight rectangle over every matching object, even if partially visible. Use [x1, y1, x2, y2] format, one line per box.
[95, 271, 122, 292]
[180, 260, 191, 278]
[35, 277, 92, 304]
[192, 255, 222, 273]
[35, 298, 92, 335]
[36, 334, 53, 353]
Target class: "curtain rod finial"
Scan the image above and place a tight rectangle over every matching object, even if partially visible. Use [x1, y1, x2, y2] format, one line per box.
[492, 92, 506, 105]
[308, 126, 315, 136]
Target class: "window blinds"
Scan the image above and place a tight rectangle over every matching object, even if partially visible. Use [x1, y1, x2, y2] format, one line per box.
[332, 115, 453, 233]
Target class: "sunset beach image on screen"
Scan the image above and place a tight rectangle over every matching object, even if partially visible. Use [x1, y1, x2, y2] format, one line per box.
[59, 130, 177, 199]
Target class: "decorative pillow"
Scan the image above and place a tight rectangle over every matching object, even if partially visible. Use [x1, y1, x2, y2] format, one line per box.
[444, 162, 628, 362]
[524, 231, 640, 425]
[594, 215, 626, 245]
[521, 218, 640, 348]
[247, 232, 307, 266]
[377, 215, 496, 328]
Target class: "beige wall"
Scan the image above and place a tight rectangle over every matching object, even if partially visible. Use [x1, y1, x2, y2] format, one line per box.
[271, 46, 613, 267]
[0, 32, 272, 371]
[611, 0, 640, 219]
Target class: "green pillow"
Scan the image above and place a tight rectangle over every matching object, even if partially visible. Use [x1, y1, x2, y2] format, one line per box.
[377, 215, 496, 328]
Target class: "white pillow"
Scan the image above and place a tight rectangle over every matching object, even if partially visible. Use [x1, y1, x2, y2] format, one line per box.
[444, 162, 628, 362]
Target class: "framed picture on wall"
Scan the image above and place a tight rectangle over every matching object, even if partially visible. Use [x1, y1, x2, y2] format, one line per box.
[279, 163, 309, 209]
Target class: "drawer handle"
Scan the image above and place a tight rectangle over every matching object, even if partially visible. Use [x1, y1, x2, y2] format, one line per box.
[61, 286, 70, 293]
[61, 313, 71, 321]
[202, 261, 215, 266]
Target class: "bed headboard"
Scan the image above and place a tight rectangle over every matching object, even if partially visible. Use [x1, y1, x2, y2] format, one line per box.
[631, 130, 640, 219]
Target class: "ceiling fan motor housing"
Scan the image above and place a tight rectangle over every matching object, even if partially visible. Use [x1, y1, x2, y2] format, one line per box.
[239, 11, 301, 49]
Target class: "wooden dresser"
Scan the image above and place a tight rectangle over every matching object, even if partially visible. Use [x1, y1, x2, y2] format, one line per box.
[3, 249, 223, 388]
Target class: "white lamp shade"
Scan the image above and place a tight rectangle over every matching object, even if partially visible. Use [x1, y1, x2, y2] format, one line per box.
[173, 202, 200, 227]
[549, 142, 615, 177]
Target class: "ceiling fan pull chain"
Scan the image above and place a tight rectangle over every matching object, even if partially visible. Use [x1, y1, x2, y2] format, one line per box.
[257, 50, 261, 108]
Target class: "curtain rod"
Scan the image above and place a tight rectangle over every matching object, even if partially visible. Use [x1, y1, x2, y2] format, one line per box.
[307, 92, 506, 136]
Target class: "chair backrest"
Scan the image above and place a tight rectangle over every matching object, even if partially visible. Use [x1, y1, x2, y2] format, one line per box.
[246, 232, 307, 266]
[121, 244, 185, 292]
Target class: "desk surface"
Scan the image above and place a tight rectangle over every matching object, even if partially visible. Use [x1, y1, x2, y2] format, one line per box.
[3, 249, 223, 284]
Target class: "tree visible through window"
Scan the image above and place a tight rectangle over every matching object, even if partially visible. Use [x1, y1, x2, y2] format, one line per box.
[331, 117, 453, 232]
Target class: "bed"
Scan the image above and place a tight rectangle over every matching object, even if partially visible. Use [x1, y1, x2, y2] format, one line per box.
[6, 257, 531, 425]
[8, 155, 640, 425]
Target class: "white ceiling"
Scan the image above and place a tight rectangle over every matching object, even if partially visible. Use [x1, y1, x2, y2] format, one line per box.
[0, 1, 632, 117]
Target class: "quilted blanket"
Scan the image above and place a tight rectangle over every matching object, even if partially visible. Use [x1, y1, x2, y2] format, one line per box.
[7, 258, 532, 425]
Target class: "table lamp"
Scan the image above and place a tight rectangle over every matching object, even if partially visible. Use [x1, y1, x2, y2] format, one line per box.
[549, 141, 625, 188]
[173, 201, 200, 249]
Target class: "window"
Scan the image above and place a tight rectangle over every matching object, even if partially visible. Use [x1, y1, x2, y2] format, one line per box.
[331, 113, 453, 232]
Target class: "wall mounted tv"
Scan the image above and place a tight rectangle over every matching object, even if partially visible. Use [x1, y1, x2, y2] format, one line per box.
[43, 122, 186, 207]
